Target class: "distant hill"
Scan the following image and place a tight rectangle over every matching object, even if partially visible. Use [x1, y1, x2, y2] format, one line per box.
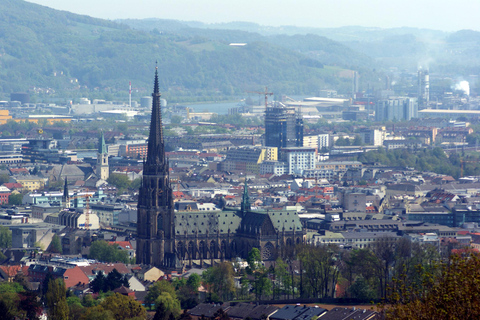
[0, 0, 375, 102]
[135, 20, 480, 76]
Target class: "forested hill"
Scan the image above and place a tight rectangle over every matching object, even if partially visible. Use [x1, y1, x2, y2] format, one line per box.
[0, 0, 374, 102]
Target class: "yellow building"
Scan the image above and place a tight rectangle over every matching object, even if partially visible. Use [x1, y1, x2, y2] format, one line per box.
[224, 146, 278, 174]
[0, 110, 13, 125]
[13, 115, 72, 125]
[14, 176, 46, 191]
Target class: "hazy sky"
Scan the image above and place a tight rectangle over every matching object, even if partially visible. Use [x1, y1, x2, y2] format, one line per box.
[27, 0, 480, 31]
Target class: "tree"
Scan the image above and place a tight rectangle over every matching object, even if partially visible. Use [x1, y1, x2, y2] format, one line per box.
[8, 193, 22, 205]
[0, 281, 25, 294]
[155, 292, 181, 319]
[19, 291, 42, 320]
[0, 173, 10, 185]
[13, 272, 29, 290]
[88, 240, 129, 263]
[175, 273, 201, 309]
[186, 273, 201, 292]
[107, 174, 131, 191]
[46, 278, 69, 320]
[49, 234, 63, 254]
[153, 301, 169, 320]
[274, 258, 292, 299]
[67, 295, 84, 320]
[384, 253, 480, 319]
[247, 247, 261, 273]
[105, 268, 129, 291]
[348, 277, 376, 301]
[145, 280, 178, 310]
[0, 225, 12, 248]
[79, 305, 114, 320]
[297, 244, 340, 299]
[245, 247, 271, 300]
[372, 237, 396, 299]
[352, 135, 363, 146]
[171, 115, 183, 124]
[202, 262, 235, 302]
[0, 300, 15, 320]
[49, 178, 64, 191]
[90, 271, 107, 293]
[100, 293, 147, 320]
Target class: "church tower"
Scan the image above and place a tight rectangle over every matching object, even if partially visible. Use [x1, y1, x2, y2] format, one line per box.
[136, 67, 175, 267]
[97, 131, 109, 181]
[241, 178, 251, 215]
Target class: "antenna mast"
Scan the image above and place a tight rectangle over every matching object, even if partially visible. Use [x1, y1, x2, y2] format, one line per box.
[129, 81, 132, 108]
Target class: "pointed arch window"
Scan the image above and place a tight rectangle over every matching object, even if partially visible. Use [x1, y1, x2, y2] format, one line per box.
[157, 214, 163, 231]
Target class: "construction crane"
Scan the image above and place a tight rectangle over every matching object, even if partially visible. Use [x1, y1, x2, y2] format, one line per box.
[84, 195, 91, 231]
[284, 95, 298, 103]
[247, 87, 273, 109]
[66, 193, 93, 230]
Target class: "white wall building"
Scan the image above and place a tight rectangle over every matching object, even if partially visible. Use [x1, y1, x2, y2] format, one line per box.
[318, 134, 329, 149]
[260, 160, 287, 175]
[282, 147, 316, 175]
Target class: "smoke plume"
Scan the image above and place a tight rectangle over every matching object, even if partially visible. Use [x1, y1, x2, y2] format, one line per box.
[455, 80, 470, 96]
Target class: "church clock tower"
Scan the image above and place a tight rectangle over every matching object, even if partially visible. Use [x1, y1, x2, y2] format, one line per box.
[136, 67, 175, 267]
[97, 131, 109, 181]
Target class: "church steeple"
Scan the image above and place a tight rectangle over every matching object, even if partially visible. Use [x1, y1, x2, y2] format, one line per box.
[98, 131, 107, 154]
[97, 130, 109, 181]
[241, 178, 251, 213]
[146, 66, 165, 166]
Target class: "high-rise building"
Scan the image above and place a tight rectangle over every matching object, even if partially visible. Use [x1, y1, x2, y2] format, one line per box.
[418, 69, 430, 107]
[264, 104, 303, 152]
[136, 68, 176, 267]
[96, 131, 109, 181]
[375, 97, 418, 122]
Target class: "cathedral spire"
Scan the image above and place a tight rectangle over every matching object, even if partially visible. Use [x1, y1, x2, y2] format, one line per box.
[241, 178, 251, 213]
[63, 177, 70, 209]
[146, 66, 164, 165]
[63, 177, 68, 200]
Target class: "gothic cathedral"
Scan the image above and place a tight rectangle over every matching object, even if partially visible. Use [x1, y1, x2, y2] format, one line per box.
[136, 67, 176, 267]
[137, 68, 305, 269]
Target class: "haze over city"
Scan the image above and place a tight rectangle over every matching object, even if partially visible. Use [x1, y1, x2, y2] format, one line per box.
[27, 0, 480, 31]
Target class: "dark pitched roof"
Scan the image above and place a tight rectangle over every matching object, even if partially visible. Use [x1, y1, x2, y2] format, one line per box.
[189, 303, 230, 318]
[319, 307, 377, 320]
[226, 303, 257, 319]
[294, 306, 327, 320]
[113, 285, 134, 295]
[247, 304, 279, 320]
[270, 305, 312, 320]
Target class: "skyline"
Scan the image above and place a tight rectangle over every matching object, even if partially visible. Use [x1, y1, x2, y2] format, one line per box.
[27, 0, 480, 32]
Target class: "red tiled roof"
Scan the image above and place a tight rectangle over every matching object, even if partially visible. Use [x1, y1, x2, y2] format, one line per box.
[173, 191, 185, 198]
[3, 183, 23, 189]
[0, 265, 26, 278]
[108, 241, 133, 250]
[9, 168, 28, 174]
